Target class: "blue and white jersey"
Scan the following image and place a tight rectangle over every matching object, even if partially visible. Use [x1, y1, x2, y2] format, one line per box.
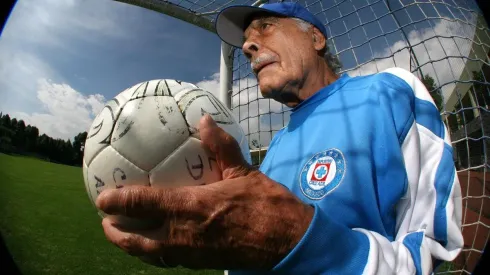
[229, 67, 463, 275]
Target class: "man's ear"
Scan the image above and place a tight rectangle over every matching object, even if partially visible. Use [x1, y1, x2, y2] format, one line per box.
[312, 27, 326, 52]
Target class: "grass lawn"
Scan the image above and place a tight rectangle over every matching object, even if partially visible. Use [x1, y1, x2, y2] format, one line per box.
[0, 153, 223, 275]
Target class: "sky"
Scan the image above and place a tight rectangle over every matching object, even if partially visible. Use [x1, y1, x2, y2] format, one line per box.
[0, 0, 486, 148]
[0, 0, 223, 140]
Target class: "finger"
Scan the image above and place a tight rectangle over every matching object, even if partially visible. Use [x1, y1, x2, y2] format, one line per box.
[101, 216, 160, 257]
[198, 114, 252, 178]
[96, 186, 163, 218]
[110, 215, 163, 231]
[96, 185, 198, 219]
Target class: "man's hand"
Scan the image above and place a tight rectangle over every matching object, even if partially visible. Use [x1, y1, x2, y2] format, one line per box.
[95, 115, 314, 270]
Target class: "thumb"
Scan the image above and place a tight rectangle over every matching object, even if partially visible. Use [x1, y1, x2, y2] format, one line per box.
[198, 114, 252, 179]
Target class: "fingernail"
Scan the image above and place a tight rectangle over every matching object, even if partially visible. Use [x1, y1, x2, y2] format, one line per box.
[201, 114, 216, 126]
[206, 114, 217, 126]
[95, 189, 110, 209]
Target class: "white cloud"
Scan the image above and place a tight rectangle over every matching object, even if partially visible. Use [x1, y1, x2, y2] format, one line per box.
[12, 79, 106, 141]
[0, 49, 58, 108]
[13, 73, 281, 145]
[195, 73, 222, 99]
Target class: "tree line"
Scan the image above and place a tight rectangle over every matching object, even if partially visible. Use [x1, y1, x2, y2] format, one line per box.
[0, 113, 87, 167]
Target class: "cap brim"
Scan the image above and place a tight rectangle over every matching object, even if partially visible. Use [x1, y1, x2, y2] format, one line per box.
[215, 5, 281, 48]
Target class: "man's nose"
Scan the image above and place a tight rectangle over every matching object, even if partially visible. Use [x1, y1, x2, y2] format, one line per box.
[242, 38, 260, 60]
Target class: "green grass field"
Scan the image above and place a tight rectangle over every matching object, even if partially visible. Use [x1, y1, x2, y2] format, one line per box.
[0, 153, 223, 275]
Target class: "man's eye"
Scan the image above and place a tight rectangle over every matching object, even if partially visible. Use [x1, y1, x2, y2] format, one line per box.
[261, 23, 271, 30]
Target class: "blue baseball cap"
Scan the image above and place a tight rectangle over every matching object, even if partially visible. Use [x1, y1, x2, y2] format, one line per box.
[215, 2, 328, 48]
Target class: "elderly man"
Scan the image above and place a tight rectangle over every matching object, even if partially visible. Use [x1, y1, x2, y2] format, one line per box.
[95, 2, 463, 275]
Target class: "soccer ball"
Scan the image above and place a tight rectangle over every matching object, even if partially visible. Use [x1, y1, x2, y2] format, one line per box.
[82, 79, 251, 215]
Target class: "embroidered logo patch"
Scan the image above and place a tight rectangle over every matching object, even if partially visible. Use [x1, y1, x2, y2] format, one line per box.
[300, 148, 346, 200]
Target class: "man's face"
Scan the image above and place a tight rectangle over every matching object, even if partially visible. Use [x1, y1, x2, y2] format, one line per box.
[242, 15, 318, 106]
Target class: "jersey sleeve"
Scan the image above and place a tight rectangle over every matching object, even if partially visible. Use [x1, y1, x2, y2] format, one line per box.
[269, 67, 464, 275]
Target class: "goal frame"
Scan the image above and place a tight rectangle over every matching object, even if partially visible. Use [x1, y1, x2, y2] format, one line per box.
[112, 1, 490, 272]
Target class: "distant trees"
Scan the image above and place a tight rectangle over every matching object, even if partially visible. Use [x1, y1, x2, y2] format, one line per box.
[0, 113, 87, 167]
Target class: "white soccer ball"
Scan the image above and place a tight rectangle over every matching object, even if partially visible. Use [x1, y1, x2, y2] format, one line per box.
[82, 79, 251, 215]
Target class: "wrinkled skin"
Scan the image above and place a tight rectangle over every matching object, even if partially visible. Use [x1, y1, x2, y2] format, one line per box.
[242, 15, 338, 108]
[96, 115, 314, 270]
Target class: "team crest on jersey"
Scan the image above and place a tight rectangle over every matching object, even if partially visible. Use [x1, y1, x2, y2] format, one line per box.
[300, 148, 346, 200]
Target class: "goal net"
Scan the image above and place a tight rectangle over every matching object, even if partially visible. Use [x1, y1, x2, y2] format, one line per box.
[117, 0, 488, 273]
